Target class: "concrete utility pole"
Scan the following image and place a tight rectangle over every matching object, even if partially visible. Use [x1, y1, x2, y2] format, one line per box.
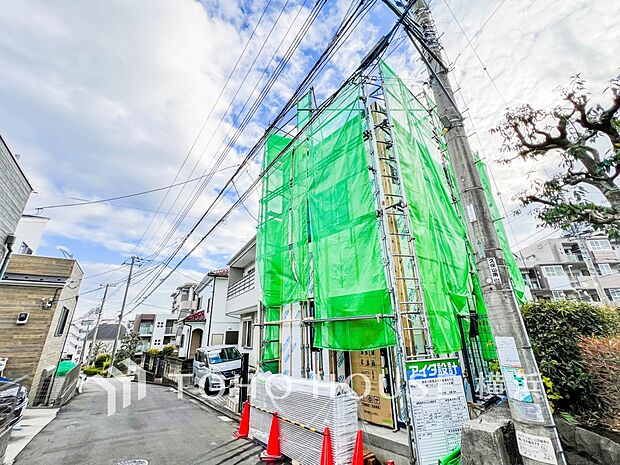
[87, 283, 114, 364]
[110, 256, 139, 367]
[384, 1, 566, 464]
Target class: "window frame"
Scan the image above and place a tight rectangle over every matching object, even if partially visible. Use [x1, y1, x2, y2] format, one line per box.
[542, 265, 566, 277]
[242, 319, 253, 349]
[609, 288, 620, 302]
[54, 306, 70, 337]
[598, 263, 613, 276]
[588, 239, 612, 251]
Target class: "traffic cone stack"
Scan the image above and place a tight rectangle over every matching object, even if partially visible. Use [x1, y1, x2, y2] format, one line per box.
[320, 426, 334, 465]
[351, 429, 364, 465]
[233, 401, 250, 439]
[260, 412, 283, 462]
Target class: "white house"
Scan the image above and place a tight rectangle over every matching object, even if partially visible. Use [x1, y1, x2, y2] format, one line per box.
[224, 236, 262, 368]
[177, 268, 238, 359]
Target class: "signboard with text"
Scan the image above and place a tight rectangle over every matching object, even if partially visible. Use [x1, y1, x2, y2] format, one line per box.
[406, 358, 470, 465]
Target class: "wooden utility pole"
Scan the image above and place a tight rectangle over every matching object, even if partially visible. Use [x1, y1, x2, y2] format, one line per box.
[382, 1, 566, 464]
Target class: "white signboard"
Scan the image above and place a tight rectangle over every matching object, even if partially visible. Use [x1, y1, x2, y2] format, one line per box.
[407, 358, 470, 465]
[516, 431, 558, 464]
[495, 336, 522, 368]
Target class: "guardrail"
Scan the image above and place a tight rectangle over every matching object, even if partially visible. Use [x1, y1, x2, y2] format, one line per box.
[227, 273, 255, 300]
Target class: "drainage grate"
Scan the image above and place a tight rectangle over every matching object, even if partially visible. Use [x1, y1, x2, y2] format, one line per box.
[115, 461, 148, 465]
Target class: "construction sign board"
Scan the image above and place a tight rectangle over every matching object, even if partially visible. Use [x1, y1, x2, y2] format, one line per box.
[406, 358, 470, 465]
[350, 350, 394, 428]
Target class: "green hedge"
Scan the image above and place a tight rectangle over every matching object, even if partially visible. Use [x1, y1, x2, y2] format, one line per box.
[522, 300, 620, 420]
[94, 353, 110, 368]
[82, 366, 102, 376]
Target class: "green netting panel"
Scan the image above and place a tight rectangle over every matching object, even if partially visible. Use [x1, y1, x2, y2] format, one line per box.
[261, 306, 280, 372]
[257, 131, 310, 307]
[476, 158, 527, 304]
[381, 61, 471, 354]
[308, 83, 394, 350]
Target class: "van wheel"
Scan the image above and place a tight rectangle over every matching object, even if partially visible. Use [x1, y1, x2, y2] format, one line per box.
[204, 379, 211, 395]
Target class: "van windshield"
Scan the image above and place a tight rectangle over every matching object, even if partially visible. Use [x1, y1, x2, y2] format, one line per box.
[207, 347, 241, 364]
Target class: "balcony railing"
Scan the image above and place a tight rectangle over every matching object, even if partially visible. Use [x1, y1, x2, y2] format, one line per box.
[227, 272, 255, 300]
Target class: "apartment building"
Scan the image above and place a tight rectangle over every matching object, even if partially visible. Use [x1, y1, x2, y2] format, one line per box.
[0, 254, 82, 403]
[519, 229, 620, 304]
[170, 282, 199, 320]
[225, 236, 261, 368]
[133, 313, 177, 353]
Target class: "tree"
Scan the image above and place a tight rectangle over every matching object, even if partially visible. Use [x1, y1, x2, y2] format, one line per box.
[91, 341, 106, 358]
[492, 74, 620, 236]
[114, 331, 141, 364]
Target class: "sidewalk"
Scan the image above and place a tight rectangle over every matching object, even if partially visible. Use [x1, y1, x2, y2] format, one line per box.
[3, 408, 59, 465]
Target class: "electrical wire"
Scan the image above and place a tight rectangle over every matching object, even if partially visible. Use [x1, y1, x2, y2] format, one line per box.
[29, 165, 239, 211]
[125, 1, 379, 311]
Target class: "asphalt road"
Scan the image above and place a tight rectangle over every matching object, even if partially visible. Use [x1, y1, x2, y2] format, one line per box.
[14, 379, 264, 465]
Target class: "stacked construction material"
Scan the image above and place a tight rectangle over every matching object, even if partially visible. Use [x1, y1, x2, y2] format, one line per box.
[249, 373, 358, 465]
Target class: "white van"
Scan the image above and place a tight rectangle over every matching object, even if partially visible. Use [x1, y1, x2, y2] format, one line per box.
[192, 345, 242, 393]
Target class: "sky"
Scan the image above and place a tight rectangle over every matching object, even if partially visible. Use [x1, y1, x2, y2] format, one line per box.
[0, 0, 618, 321]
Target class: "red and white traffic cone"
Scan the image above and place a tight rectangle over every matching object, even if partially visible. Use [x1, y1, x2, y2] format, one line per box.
[260, 412, 283, 462]
[233, 401, 250, 440]
[320, 426, 334, 465]
[351, 429, 364, 465]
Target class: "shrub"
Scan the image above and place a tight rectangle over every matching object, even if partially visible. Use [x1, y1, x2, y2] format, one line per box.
[578, 336, 620, 429]
[146, 348, 161, 356]
[82, 366, 100, 376]
[94, 354, 110, 368]
[161, 345, 175, 356]
[521, 301, 620, 421]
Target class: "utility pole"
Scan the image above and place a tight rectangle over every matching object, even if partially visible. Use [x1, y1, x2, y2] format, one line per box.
[110, 256, 140, 368]
[383, 1, 566, 463]
[78, 320, 93, 365]
[87, 283, 114, 364]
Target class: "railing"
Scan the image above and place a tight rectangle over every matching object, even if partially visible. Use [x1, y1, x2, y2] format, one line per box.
[227, 272, 255, 300]
[165, 326, 175, 335]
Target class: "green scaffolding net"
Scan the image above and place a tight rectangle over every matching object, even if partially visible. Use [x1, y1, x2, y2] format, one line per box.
[308, 83, 393, 350]
[381, 61, 472, 353]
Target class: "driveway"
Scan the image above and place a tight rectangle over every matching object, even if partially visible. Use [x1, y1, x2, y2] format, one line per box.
[13, 379, 264, 465]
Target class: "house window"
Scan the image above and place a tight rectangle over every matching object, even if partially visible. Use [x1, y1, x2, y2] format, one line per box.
[225, 330, 239, 345]
[599, 263, 613, 276]
[609, 289, 620, 302]
[588, 239, 612, 251]
[542, 265, 565, 277]
[242, 320, 253, 349]
[139, 322, 153, 335]
[55, 307, 70, 336]
[211, 334, 224, 345]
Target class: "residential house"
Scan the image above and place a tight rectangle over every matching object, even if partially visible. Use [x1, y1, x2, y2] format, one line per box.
[0, 133, 33, 278]
[0, 254, 82, 404]
[177, 268, 237, 359]
[224, 236, 261, 368]
[171, 282, 199, 320]
[133, 313, 177, 353]
[518, 229, 620, 304]
[82, 323, 127, 361]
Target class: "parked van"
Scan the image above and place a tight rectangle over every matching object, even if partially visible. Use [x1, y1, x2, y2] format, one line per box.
[192, 345, 242, 393]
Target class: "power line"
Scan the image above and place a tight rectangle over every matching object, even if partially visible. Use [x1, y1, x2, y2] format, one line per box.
[129, 0, 376, 306]
[29, 165, 239, 211]
[127, 0, 335, 302]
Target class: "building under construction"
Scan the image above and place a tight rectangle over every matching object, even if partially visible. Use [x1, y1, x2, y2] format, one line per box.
[252, 60, 525, 464]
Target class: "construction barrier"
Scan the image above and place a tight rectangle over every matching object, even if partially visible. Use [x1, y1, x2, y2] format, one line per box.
[249, 373, 358, 465]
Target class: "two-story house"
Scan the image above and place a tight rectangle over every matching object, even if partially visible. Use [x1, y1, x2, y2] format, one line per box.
[224, 236, 261, 368]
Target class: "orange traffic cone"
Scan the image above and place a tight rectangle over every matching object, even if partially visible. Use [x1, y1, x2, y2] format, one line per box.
[233, 401, 250, 439]
[351, 429, 364, 465]
[320, 426, 334, 465]
[260, 412, 283, 462]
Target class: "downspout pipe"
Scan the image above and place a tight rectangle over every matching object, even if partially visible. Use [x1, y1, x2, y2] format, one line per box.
[0, 235, 16, 281]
